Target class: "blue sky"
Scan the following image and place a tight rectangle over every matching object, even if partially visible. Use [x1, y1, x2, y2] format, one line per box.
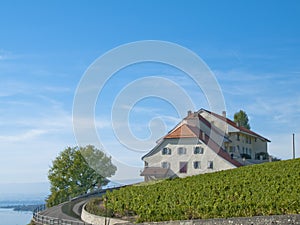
[0, 1, 300, 188]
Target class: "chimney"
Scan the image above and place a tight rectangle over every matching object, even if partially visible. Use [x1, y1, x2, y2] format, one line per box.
[222, 111, 226, 118]
[187, 110, 192, 117]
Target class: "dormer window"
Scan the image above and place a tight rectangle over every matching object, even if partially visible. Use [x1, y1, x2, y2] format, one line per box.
[162, 147, 171, 155]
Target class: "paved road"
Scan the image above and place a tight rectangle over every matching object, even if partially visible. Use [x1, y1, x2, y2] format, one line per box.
[39, 202, 83, 221]
[37, 186, 123, 224]
[38, 188, 113, 222]
[73, 199, 90, 217]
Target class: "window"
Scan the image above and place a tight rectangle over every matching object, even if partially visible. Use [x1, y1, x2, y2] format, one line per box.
[254, 138, 257, 142]
[245, 136, 251, 144]
[207, 161, 214, 169]
[162, 147, 171, 155]
[161, 162, 170, 169]
[237, 134, 240, 141]
[194, 146, 204, 154]
[179, 162, 188, 173]
[242, 147, 245, 153]
[237, 145, 240, 151]
[178, 147, 187, 155]
[193, 161, 201, 169]
[229, 146, 236, 153]
[145, 162, 148, 167]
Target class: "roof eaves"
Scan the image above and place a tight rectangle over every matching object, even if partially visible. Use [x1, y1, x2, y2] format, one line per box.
[141, 142, 163, 160]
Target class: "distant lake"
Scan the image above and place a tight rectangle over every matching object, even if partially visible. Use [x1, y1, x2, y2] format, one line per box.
[0, 208, 32, 225]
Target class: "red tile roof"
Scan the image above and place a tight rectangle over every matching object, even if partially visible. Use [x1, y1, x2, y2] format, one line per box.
[165, 124, 198, 139]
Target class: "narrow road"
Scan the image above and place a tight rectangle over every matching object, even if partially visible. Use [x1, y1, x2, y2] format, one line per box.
[73, 199, 90, 217]
[39, 203, 82, 221]
[38, 187, 120, 223]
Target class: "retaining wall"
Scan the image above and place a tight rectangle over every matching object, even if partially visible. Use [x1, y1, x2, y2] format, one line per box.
[116, 214, 300, 225]
[81, 203, 128, 225]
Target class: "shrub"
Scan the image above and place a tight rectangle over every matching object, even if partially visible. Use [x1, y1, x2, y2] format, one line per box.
[85, 197, 114, 217]
[240, 153, 251, 159]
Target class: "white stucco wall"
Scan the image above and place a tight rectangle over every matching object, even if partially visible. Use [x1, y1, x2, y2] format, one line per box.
[253, 139, 268, 154]
[227, 133, 268, 159]
[144, 137, 236, 178]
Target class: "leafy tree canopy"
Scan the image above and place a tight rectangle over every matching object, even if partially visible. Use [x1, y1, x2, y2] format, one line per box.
[234, 110, 251, 130]
[46, 145, 117, 207]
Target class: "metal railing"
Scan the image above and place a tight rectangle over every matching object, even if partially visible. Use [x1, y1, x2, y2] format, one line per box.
[33, 204, 92, 225]
[33, 212, 92, 225]
[32, 185, 125, 225]
[70, 185, 124, 202]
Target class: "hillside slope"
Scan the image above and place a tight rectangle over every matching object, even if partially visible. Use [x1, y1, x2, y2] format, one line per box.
[94, 159, 300, 222]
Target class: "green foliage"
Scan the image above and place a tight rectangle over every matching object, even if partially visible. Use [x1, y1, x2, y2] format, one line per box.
[234, 110, 251, 129]
[270, 155, 281, 161]
[46, 145, 117, 207]
[27, 220, 36, 225]
[103, 159, 300, 222]
[240, 153, 252, 159]
[85, 197, 114, 217]
[255, 152, 269, 160]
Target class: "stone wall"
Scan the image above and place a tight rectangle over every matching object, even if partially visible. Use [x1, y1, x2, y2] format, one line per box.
[81, 203, 128, 225]
[116, 214, 300, 225]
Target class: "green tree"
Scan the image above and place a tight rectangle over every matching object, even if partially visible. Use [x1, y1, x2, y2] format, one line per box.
[234, 110, 251, 130]
[46, 145, 117, 207]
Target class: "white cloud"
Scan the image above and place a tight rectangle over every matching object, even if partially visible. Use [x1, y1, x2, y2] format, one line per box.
[248, 95, 300, 124]
[0, 129, 48, 142]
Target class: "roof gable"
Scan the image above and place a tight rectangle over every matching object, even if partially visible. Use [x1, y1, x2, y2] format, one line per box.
[165, 124, 198, 139]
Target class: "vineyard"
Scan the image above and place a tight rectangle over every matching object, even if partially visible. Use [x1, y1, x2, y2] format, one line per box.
[87, 159, 300, 222]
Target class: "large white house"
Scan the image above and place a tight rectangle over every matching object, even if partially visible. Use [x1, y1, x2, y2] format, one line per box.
[141, 109, 270, 181]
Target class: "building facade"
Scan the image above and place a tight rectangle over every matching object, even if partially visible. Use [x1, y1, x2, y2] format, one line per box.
[141, 109, 270, 181]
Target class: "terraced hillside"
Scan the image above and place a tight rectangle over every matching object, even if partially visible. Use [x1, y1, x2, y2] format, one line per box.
[88, 159, 300, 222]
